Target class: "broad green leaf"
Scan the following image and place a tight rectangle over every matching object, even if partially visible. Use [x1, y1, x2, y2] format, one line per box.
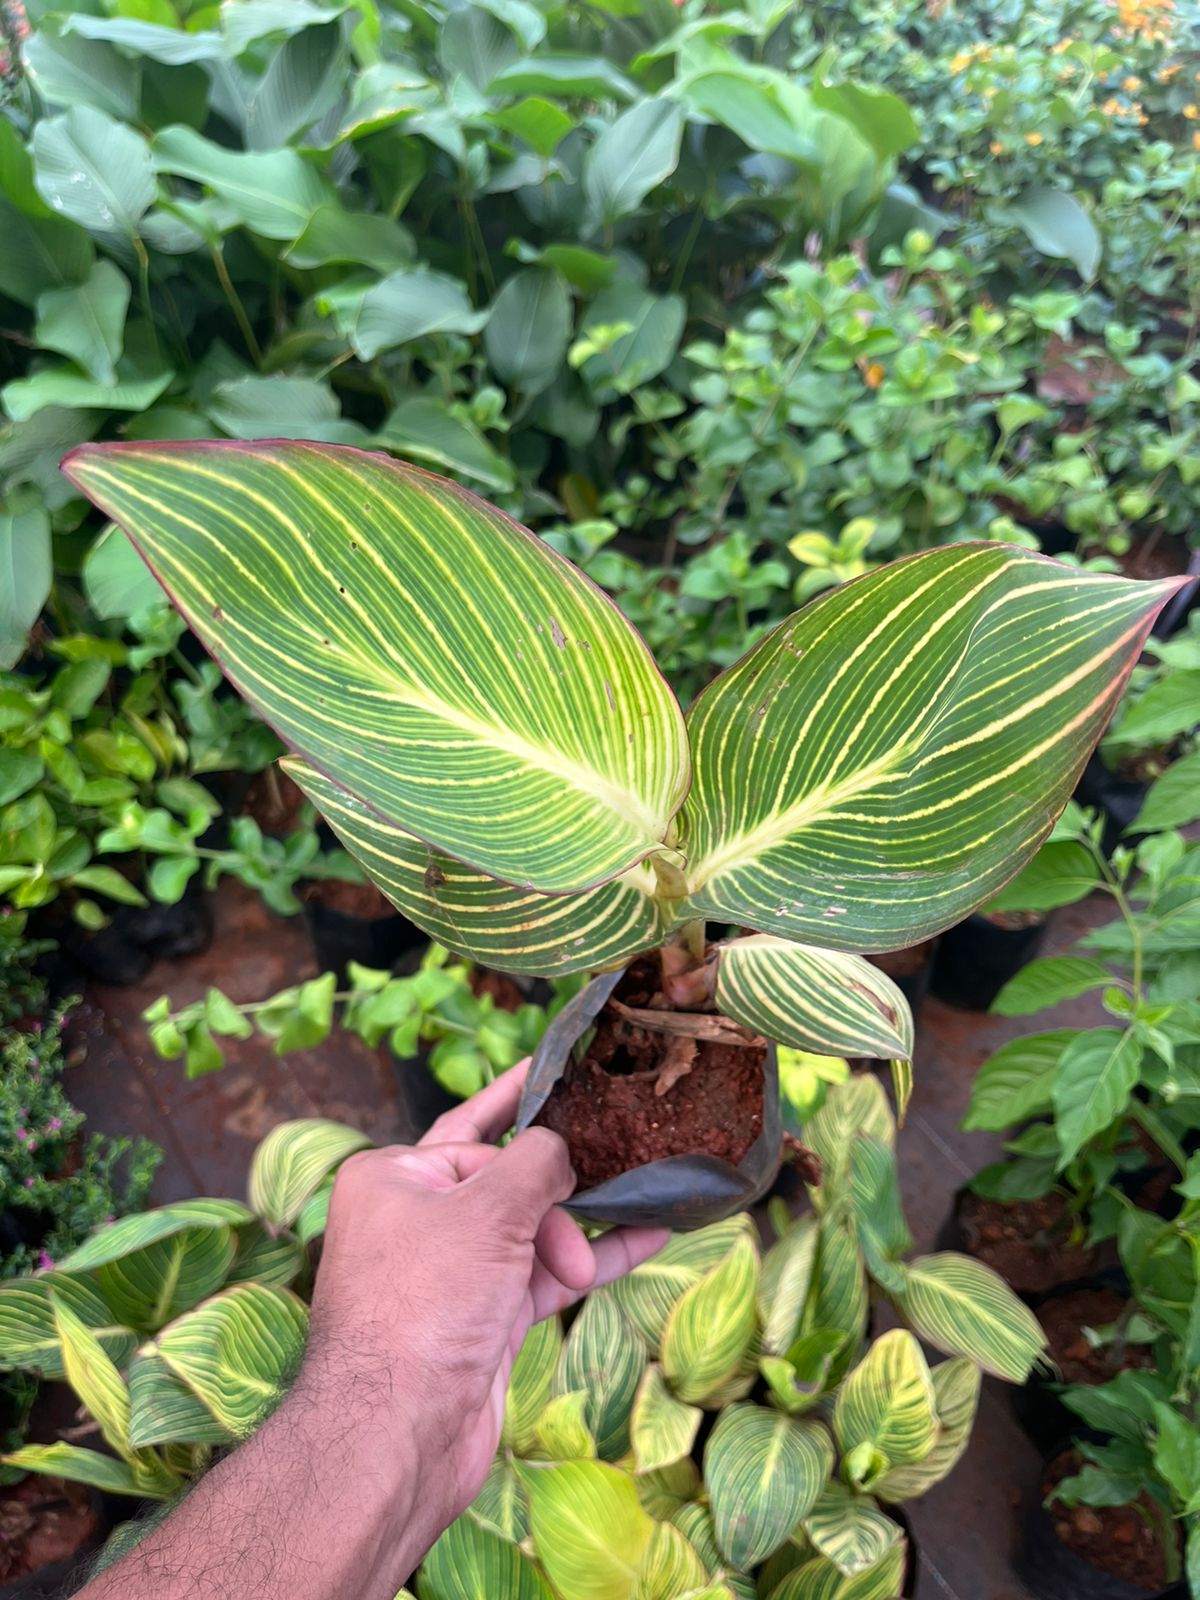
[610, 1217, 754, 1353]
[34, 260, 129, 385]
[1137, 752, 1200, 833]
[963, 1029, 1076, 1131]
[488, 56, 636, 100]
[0, 1273, 136, 1378]
[52, 1296, 133, 1461]
[1, 1442, 149, 1497]
[576, 285, 685, 398]
[1052, 1028, 1143, 1166]
[152, 125, 330, 240]
[632, 1521, 709, 1600]
[485, 269, 572, 396]
[833, 1331, 936, 1487]
[706, 1404, 833, 1570]
[493, 97, 574, 158]
[893, 1254, 1045, 1382]
[244, 22, 346, 150]
[759, 1217, 819, 1357]
[526, 1460, 654, 1600]
[583, 98, 684, 227]
[32, 107, 155, 247]
[990, 960, 1110, 1018]
[94, 1225, 238, 1332]
[682, 66, 823, 166]
[375, 397, 514, 492]
[554, 1290, 645, 1460]
[631, 1364, 702, 1475]
[1107, 669, 1200, 749]
[985, 841, 1101, 914]
[875, 1359, 980, 1501]
[761, 1329, 847, 1415]
[128, 1351, 232, 1448]
[286, 760, 668, 976]
[503, 1316, 562, 1453]
[0, 494, 52, 670]
[662, 1234, 759, 1404]
[0, 118, 51, 217]
[223, 0, 354, 53]
[326, 269, 488, 359]
[440, 7, 522, 92]
[64, 441, 690, 896]
[531, 1390, 597, 1461]
[0, 197, 93, 308]
[284, 203, 414, 272]
[59, 1200, 254, 1273]
[810, 79, 918, 160]
[2, 363, 173, 423]
[472, 1458, 530, 1543]
[248, 1118, 371, 1229]
[716, 937, 912, 1062]
[420, 1510, 550, 1600]
[1006, 188, 1101, 279]
[769, 1543, 906, 1599]
[0, 749, 42, 806]
[681, 548, 1179, 950]
[23, 29, 139, 121]
[62, 14, 228, 64]
[802, 1485, 902, 1577]
[83, 525, 165, 621]
[206, 375, 349, 443]
[151, 1284, 308, 1437]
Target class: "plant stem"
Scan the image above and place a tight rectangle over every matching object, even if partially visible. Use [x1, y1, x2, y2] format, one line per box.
[211, 245, 263, 368]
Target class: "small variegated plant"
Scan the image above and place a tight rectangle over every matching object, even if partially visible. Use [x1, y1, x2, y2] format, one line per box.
[64, 441, 1181, 1109]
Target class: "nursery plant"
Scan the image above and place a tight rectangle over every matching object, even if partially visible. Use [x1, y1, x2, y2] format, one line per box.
[63, 438, 1183, 1223]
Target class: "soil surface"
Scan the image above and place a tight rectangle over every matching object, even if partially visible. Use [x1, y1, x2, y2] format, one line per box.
[869, 940, 935, 979]
[470, 968, 525, 1013]
[535, 960, 765, 1190]
[959, 1191, 1096, 1295]
[302, 877, 395, 920]
[0, 1475, 98, 1583]
[1038, 1289, 1150, 1385]
[1045, 1450, 1174, 1592]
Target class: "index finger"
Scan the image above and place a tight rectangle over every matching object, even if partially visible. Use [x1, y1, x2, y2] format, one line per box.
[419, 1058, 530, 1148]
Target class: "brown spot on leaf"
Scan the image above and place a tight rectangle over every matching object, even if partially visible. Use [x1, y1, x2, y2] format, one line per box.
[423, 859, 446, 891]
[550, 617, 567, 649]
[212, 605, 223, 620]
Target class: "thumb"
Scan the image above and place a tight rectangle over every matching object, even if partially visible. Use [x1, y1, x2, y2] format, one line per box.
[464, 1126, 576, 1242]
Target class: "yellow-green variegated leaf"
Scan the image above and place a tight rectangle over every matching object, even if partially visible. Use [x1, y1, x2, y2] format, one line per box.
[759, 1217, 819, 1357]
[52, 1296, 134, 1462]
[94, 1225, 238, 1333]
[631, 1364, 702, 1475]
[150, 1284, 309, 1438]
[632, 1521, 710, 1600]
[670, 1504, 755, 1600]
[58, 1199, 253, 1272]
[471, 1458, 530, 1543]
[661, 1234, 759, 1404]
[64, 441, 689, 895]
[526, 1460, 654, 1600]
[767, 1543, 907, 1600]
[610, 1216, 755, 1354]
[0, 1442, 157, 1498]
[802, 1485, 903, 1577]
[503, 1316, 563, 1453]
[420, 1510, 551, 1600]
[893, 1254, 1045, 1382]
[682, 547, 1181, 948]
[248, 1118, 371, 1229]
[288, 759, 669, 976]
[706, 1404, 833, 1571]
[531, 1391, 597, 1461]
[761, 1329, 846, 1416]
[806, 1076, 894, 1199]
[554, 1290, 645, 1460]
[128, 1350, 232, 1449]
[716, 939, 912, 1062]
[833, 1331, 936, 1489]
[875, 1358, 980, 1502]
[0, 1273, 136, 1377]
[227, 1223, 305, 1290]
[635, 1457, 700, 1519]
[811, 1215, 868, 1358]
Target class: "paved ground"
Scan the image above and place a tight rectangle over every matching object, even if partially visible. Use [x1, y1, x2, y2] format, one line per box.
[67, 881, 1118, 1600]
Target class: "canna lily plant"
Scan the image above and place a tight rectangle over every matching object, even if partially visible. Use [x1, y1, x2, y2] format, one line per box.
[63, 441, 1183, 1215]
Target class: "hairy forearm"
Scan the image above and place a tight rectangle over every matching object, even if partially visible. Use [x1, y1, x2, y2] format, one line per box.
[75, 1355, 435, 1600]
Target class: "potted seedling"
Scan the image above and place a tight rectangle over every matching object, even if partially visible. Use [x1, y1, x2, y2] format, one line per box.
[63, 442, 1183, 1227]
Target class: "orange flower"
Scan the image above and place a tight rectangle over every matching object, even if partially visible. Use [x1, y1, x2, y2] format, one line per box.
[863, 363, 885, 389]
[1184, 104, 1199, 118]
[1025, 131, 1044, 144]
[1158, 63, 1182, 81]
[1194, 130, 1200, 149]
[989, 139, 1005, 154]
[1102, 96, 1123, 115]
[1123, 75, 1142, 90]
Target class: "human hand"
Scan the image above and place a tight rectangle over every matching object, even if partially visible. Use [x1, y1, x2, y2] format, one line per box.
[301, 1061, 668, 1563]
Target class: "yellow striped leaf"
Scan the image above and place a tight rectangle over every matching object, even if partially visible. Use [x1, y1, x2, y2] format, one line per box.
[670, 1505, 755, 1600]
[875, 1358, 980, 1502]
[893, 1254, 1045, 1382]
[554, 1291, 645, 1460]
[532, 1391, 597, 1462]
[150, 1283, 309, 1438]
[503, 1315, 563, 1454]
[811, 1216, 868, 1360]
[94, 1225, 238, 1333]
[716, 938, 913, 1062]
[806, 1077, 894, 1198]
[51, 1295, 134, 1462]
[759, 1217, 820, 1358]
[761, 1329, 846, 1416]
[632, 1521, 709, 1600]
[682, 547, 1181, 949]
[610, 1216, 755, 1354]
[0, 1442, 155, 1498]
[420, 1511, 551, 1600]
[635, 1457, 700, 1519]
[705, 1404, 834, 1570]
[288, 758, 668, 976]
[0, 1273, 136, 1377]
[128, 1350, 231, 1449]
[64, 441, 689, 895]
[471, 1458, 530, 1544]
[248, 1117, 371, 1229]
[661, 1234, 759, 1404]
[833, 1331, 936, 1488]
[227, 1223, 305, 1290]
[767, 1543, 906, 1600]
[526, 1459, 654, 1600]
[801, 1485, 902, 1577]
[58, 1199, 253, 1273]
[631, 1364, 702, 1475]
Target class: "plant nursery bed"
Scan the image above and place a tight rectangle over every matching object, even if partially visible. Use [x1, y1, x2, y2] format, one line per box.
[954, 1190, 1097, 1297]
[1038, 1288, 1149, 1386]
[1040, 1449, 1176, 1595]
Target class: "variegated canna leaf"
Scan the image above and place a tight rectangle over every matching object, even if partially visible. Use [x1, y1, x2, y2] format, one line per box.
[58, 1199, 253, 1273]
[288, 758, 669, 976]
[503, 1316, 562, 1454]
[682, 546, 1183, 950]
[0, 1442, 159, 1498]
[421, 1510, 551, 1600]
[632, 1521, 710, 1600]
[875, 1358, 981, 1502]
[0, 1272, 135, 1377]
[766, 1542, 907, 1600]
[802, 1484, 903, 1577]
[93, 1226, 238, 1333]
[127, 1351, 231, 1449]
[893, 1254, 1045, 1383]
[706, 1404, 833, 1570]
[661, 1233, 759, 1404]
[51, 1296, 135, 1463]
[554, 1290, 645, 1461]
[833, 1330, 937, 1488]
[635, 1457, 701, 1519]
[806, 1077, 895, 1199]
[631, 1364, 702, 1475]
[759, 1216, 819, 1357]
[64, 441, 689, 896]
[611, 1216, 754, 1354]
[531, 1391, 597, 1462]
[471, 1458, 530, 1544]
[248, 1118, 371, 1229]
[526, 1460, 654, 1600]
[716, 938, 912, 1062]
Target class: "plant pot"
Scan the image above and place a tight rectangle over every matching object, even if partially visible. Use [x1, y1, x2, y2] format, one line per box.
[928, 912, 1048, 1011]
[1010, 1279, 1143, 1455]
[1018, 1447, 1186, 1600]
[865, 938, 937, 1019]
[1073, 754, 1148, 857]
[60, 891, 214, 987]
[938, 1186, 1099, 1303]
[516, 965, 782, 1230]
[301, 888, 426, 981]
